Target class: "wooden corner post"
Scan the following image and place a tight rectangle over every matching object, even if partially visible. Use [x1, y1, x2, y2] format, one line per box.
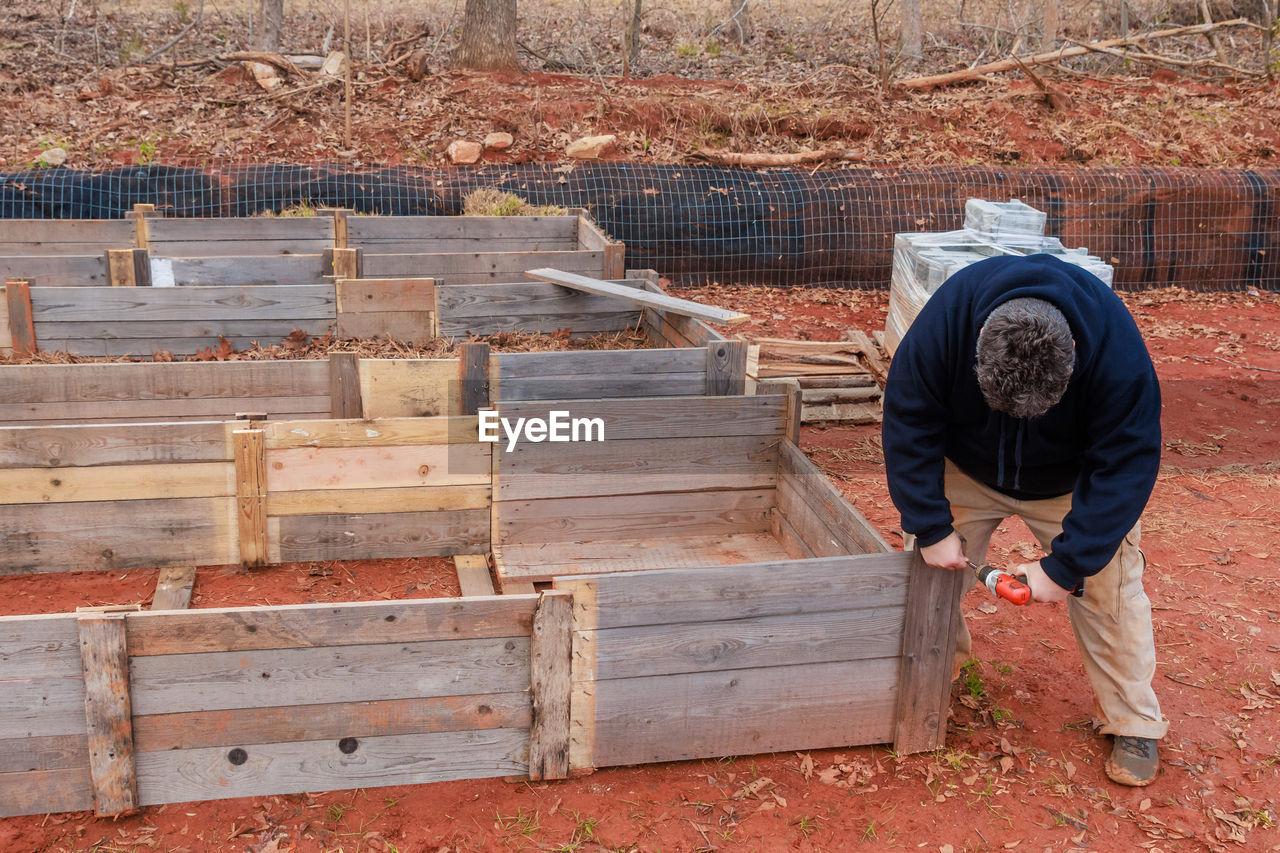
[757, 378, 802, 446]
[529, 589, 573, 781]
[892, 545, 969, 754]
[126, 203, 156, 249]
[233, 429, 269, 568]
[458, 342, 491, 416]
[706, 339, 748, 396]
[77, 614, 138, 816]
[5, 280, 36, 357]
[329, 352, 363, 419]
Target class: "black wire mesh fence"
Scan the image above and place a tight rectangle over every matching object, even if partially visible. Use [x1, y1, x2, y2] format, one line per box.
[1, 164, 1276, 291]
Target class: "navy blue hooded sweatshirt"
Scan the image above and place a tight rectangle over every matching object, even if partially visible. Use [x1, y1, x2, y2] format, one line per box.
[882, 254, 1161, 592]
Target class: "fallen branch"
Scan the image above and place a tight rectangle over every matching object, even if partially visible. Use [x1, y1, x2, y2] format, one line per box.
[166, 51, 308, 75]
[1008, 53, 1072, 109]
[691, 148, 865, 166]
[1065, 37, 1263, 77]
[897, 18, 1252, 89]
[138, 0, 204, 64]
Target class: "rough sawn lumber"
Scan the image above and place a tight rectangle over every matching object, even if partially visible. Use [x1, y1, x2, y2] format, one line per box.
[525, 268, 749, 326]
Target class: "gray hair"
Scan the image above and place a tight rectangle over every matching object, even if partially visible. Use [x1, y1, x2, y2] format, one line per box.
[975, 297, 1075, 418]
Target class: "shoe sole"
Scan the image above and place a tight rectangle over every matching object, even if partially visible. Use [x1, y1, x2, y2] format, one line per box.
[1104, 757, 1157, 787]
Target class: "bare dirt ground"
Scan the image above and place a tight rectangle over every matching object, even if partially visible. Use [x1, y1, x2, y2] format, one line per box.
[1, 287, 1278, 852]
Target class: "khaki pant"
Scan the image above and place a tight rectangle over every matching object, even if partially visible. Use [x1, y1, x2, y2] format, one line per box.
[943, 460, 1169, 740]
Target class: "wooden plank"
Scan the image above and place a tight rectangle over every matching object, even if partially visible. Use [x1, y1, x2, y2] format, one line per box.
[77, 614, 138, 815]
[0, 497, 237, 575]
[348, 215, 579, 244]
[488, 395, 784, 441]
[129, 206, 151, 249]
[439, 308, 640, 338]
[802, 401, 883, 424]
[0, 254, 112, 287]
[265, 443, 490, 491]
[336, 309, 436, 343]
[0, 395, 332, 425]
[588, 658, 899, 767]
[705, 340, 748, 395]
[801, 386, 881, 404]
[233, 429, 268, 568]
[29, 284, 337, 321]
[330, 247, 362, 279]
[0, 220, 135, 251]
[529, 590, 572, 781]
[552, 552, 912, 630]
[497, 373, 707, 402]
[0, 461, 235, 504]
[274, 508, 490, 561]
[28, 335, 333, 360]
[166, 254, 329, 286]
[129, 636, 530, 713]
[262, 416, 476, 449]
[358, 358, 458, 418]
[777, 440, 892, 554]
[0, 733, 88, 773]
[585, 608, 903, 682]
[132, 691, 529, 752]
[502, 579, 536, 594]
[495, 434, 778, 501]
[757, 380, 802, 446]
[437, 280, 642, 321]
[459, 342, 490, 416]
[495, 489, 774, 547]
[454, 554, 495, 597]
[0, 614, 87, 740]
[844, 330, 891, 387]
[894, 546, 967, 754]
[498, 532, 793, 583]
[268, 484, 489, 516]
[0, 360, 328, 406]
[336, 277, 436, 313]
[329, 352, 363, 419]
[495, 347, 704, 380]
[0, 290, 10, 353]
[107, 249, 137, 287]
[133, 728, 527, 806]
[527, 268, 748, 326]
[147, 217, 335, 255]
[364, 250, 604, 283]
[770, 508, 816, 559]
[125, 595, 538, 655]
[0, 768, 93, 818]
[6, 281, 36, 357]
[151, 566, 196, 610]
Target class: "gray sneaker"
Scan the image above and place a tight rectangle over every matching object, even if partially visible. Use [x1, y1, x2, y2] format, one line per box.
[1105, 735, 1159, 786]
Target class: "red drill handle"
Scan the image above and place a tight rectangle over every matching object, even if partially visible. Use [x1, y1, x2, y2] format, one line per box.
[975, 564, 1032, 606]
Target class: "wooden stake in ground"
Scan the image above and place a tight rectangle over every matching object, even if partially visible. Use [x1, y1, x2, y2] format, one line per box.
[343, 0, 352, 150]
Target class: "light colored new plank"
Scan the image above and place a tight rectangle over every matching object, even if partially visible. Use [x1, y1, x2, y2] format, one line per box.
[0, 767, 93, 818]
[529, 590, 572, 780]
[454, 554, 495, 597]
[490, 395, 784, 441]
[132, 691, 530, 752]
[129, 636, 531, 714]
[357, 358, 457, 418]
[0, 289, 11, 352]
[151, 566, 196, 610]
[588, 658, 899, 767]
[0, 360, 328, 405]
[166, 254, 329, 286]
[584, 607, 904, 682]
[77, 614, 138, 815]
[134, 728, 528, 806]
[125, 595, 538, 655]
[262, 415, 477, 448]
[777, 440, 892, 554]
[29, 284, 337, 321]
[495, 434, 778, 501]
[0, 497, 237, 575]
[0, 461, 234, 504]
[498, 532, 792, 583]
[274, 508, 490, 562]
[551, 552, 912, 630]
[495, 489, 774, 547]
[527, 268, 749, 326]
[265, 443, 490, 491]
[268, 484, 490, 516]
[234, 429, 268, 568]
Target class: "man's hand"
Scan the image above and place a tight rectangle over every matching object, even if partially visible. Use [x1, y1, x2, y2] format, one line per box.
[920, 531, 969, 570]
[1016, 560, 1072, 603]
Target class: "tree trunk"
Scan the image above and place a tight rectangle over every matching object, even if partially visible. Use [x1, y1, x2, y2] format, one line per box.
[724, 0, 752, 45]
[622, 0, 642, 74]
[453, 0, 520, 72]
[1043, 0, 1060, 45]
[257, 0, 282, 51]
[902, 0, 922, 60]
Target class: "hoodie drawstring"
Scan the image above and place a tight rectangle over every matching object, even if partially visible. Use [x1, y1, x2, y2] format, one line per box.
[1013, 420, 1026, 492]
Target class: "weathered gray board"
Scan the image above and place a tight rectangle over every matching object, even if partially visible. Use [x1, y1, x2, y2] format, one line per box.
[493, 348, 709, 401]
[436, 278, 646, 337]
[0, 220, 135, 256]
[0, 255, 110, 287]
[0, 595, 538, 816]
[29, 285, 336, 356]
[147, 218, 336, 257]
[156, 254, 331, 286]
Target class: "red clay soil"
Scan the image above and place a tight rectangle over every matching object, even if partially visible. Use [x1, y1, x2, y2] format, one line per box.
[2, 287, 1278, 852]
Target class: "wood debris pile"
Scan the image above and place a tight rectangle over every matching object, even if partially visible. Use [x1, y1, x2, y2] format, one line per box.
[747, 331, 891, 424]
